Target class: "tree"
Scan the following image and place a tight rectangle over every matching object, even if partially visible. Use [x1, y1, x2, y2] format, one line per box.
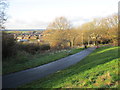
[98, 14, 118, 45]
[42, 30, 67, 49]
[78, 14, 118, 46]
[43, 17, 73, 49]
[47, 17, 72, 30]
[79, 20, 101, 45]
[64, 29, 79, 47]
[108, 14, 118, 45]
[0, 0, 8, 29]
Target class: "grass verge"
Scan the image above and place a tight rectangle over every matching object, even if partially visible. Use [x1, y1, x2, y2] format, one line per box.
[20, 46, 119, 88]
[3, 47, 84, 75]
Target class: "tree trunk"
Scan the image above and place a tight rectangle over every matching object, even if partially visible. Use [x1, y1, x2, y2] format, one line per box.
[70, 41, 74, 47]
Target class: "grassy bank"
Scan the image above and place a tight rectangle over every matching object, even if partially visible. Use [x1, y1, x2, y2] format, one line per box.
[3, 47, 84, 75]
[21, 46, 119, 88]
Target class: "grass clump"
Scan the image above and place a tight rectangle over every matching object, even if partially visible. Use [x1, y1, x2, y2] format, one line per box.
[21, 46, 119, 88]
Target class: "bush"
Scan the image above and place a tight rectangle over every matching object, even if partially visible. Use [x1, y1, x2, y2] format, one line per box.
[18, 43, 39, 54]
[2, 32, 17, 58]
[18, 43, 50, 54]
[40, 44, 50, 50]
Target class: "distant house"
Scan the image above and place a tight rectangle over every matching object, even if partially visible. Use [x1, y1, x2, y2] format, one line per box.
[13, 34, 17, 39]
[29, 36, 37, 39]
[37, 39, 43, 42]
[17, 36, 23, 39]
[23, 35, 30, 39]
[17, 39, 29, 42]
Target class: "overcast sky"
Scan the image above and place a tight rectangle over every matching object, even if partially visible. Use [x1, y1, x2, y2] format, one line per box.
[5, 0, 119, 29]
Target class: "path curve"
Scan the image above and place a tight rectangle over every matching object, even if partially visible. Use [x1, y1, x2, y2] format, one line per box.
[3, 47, 96, 88]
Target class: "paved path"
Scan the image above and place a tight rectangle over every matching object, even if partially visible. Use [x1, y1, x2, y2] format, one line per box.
[2, 47, 96, 88]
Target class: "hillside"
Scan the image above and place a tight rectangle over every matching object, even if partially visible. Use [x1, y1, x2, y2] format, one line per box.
[21, 46, 119, 88]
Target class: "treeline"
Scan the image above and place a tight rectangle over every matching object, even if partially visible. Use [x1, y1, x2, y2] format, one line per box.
[42, 14, 118, 49]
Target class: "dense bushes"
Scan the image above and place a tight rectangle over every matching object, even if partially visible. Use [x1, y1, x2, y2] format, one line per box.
[18, 43, 50, 54]
[2, 32, 17, 58]
[40, 44, 50, 50]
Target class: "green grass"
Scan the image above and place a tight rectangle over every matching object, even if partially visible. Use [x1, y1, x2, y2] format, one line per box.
[3, 47, 84, 75]
[20, 46, 119, 88]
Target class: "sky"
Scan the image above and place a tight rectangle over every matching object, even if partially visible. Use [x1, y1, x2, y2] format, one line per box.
[5, 0, 119, 29]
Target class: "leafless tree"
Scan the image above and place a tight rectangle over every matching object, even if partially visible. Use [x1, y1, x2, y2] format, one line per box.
[0, 0, 8, 29]
[47, 17, 72, 30]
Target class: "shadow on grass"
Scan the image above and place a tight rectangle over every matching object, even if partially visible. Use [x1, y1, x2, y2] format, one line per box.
[90, 46, 119, 56]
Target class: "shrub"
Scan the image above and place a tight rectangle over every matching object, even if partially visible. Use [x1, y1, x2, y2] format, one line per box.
[18, 43, 50, 54]
[40, 44, 50, 50]
[2, 32, 17, 58]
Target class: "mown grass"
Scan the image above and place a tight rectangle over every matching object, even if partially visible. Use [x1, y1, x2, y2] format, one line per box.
[21, 46, 119, 88]
[3, 47, 84, 75]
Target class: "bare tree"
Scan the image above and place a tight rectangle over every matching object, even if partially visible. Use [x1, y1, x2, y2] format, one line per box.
[0, 0, 8, 29]
[47, 17, 72, 30]
[43, 17, 73, 48]
[79, 14, 118, 46]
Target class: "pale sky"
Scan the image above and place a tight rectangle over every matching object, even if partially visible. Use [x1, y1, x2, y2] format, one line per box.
[5, 0, 119, 29]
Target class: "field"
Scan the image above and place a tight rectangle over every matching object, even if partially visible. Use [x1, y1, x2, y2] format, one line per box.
[21, 46, 119, 88]
[3, 47, 84, 75]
